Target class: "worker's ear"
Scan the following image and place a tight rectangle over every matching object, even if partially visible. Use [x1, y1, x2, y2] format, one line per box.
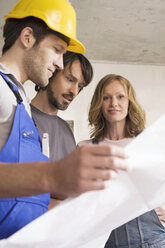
[19, 27, 36, 49]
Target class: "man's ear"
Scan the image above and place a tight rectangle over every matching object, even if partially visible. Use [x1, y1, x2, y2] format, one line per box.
[20, 27, 36, 48]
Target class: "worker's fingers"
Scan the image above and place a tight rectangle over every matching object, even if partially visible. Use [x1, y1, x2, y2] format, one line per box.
[155, 207, 165, 223]
[78, 145, 130, 172]
[79, 167, 119, 181]
[86, 155, 130, 172]
[79, 144, 128, 159]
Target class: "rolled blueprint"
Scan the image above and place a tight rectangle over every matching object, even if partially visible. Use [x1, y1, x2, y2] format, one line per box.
[1, 115, 165, 248]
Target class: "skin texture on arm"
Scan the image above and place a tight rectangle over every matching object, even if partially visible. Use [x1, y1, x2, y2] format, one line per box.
[0, 144, 129, 198]
[0, 161, 52, 198]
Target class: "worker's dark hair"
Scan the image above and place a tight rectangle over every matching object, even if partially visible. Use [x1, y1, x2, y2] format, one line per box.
[2, 17, 70, 54]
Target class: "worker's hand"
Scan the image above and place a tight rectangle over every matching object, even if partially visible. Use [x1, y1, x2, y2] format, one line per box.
[50, 144, 130, 198]
[155, 207, 165, 223]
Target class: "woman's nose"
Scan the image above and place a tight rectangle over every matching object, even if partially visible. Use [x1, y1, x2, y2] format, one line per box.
[110, 97, 118, 107]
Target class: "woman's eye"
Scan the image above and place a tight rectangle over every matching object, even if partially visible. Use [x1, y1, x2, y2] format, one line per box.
[103, 96, 109, 100]
[119, 95, 124, 99]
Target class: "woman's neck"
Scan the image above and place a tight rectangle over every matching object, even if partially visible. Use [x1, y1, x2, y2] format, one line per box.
[105, 121, 126, 140]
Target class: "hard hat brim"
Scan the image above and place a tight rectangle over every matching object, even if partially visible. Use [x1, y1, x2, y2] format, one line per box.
[4, 12, 85, 54]
[67, 37, 85, 53]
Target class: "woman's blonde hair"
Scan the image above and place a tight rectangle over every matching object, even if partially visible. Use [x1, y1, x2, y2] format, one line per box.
[89, 74, 146, 140]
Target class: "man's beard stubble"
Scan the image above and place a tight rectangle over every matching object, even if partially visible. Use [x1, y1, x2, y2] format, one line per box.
[47, 84, 69, 111]
[22, 47, 48, 88]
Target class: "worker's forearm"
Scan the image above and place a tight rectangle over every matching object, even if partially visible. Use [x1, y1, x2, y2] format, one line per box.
[0, 161, 53, 198]
[0, 144, 129, 199]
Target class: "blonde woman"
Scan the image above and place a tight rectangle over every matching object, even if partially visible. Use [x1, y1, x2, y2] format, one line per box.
[79, 74, 165, 247]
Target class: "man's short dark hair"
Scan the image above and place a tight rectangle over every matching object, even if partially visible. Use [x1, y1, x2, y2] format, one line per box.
[2, 17, 70, 54]
[61, 51, 93, 87]
[35, 51, 93, 92]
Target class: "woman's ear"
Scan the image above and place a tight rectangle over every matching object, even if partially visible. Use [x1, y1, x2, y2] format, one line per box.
[19, 27, 36, 48]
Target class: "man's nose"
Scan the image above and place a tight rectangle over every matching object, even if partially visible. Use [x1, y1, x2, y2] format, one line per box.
[53, 54, 64, 70]
[70, 84, 79, 97]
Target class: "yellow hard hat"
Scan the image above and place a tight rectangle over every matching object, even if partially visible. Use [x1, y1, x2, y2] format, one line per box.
[4, 0, 85, 53]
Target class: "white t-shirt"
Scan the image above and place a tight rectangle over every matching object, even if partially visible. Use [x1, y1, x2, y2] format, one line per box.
[0, 63, 31, 150]
[78, 137, 134, 147]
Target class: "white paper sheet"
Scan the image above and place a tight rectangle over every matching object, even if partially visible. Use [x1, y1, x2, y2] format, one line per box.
[1, 114, 165, 248]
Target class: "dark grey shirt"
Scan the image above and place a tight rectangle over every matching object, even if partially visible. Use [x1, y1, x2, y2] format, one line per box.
[31, 105, 76, 161]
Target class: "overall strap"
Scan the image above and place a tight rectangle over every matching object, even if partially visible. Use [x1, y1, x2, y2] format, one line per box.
[0, 71, 23, 104]
[92, 137, 99, 144]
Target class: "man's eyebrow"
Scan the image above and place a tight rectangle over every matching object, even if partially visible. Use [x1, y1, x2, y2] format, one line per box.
[65, 71, 77, 81]
[66, 70, 85, 85]
[69, 74, 77, 81]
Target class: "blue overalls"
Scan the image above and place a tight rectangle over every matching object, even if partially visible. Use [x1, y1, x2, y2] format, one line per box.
[104, 209, 165, 247]
[0, 72, 50, 239]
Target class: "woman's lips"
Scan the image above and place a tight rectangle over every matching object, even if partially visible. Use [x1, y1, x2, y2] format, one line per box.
[108, 110, 120, 114]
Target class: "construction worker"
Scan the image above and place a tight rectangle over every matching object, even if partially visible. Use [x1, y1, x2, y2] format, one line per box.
[0, 0, 129, 238]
